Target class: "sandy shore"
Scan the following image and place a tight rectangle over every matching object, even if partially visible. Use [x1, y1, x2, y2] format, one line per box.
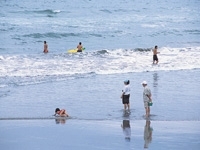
[0, 70, 200, 150]
[0, 119, 199, 150]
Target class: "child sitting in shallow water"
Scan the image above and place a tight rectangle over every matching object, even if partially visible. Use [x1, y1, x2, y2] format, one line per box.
[54, 108, 69, 117]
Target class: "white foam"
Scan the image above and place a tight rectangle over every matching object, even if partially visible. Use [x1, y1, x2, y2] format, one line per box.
[141, 24, 159, 28]
[53, 10, 61, 13]
[0, 47, 200, 79]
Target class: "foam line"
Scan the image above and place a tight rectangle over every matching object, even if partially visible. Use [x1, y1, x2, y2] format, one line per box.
[0, 117, 69, 120]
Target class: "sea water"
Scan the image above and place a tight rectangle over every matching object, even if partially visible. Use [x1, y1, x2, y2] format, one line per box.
[0, 0, 200, 149]
[1, 0, 200, 54]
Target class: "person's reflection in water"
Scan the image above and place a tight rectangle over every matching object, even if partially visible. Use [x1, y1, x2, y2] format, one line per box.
[144, 120, 153, 149]
[153, 72, 158, 88]
[121, 120, 131, 141]
[55, 118, 66, 124]
[153, 72, 158, 100]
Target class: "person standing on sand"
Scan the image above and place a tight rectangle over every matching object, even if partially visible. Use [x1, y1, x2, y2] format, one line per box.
[141, 81, 152, 117]
[121, 80, 131, 111]
[77, 42, 83, 52]
[152, 45, 160, 64]
[43, 41, 48, 53]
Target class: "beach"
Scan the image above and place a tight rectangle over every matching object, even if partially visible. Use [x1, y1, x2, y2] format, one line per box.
[0, 120, 200, 150]
[1, 70, 200, 121]
[1, 0, 200, 149]
[1, 70, 200, 150]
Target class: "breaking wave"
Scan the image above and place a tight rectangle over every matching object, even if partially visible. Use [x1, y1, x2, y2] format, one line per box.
[0, 46, 200, 86]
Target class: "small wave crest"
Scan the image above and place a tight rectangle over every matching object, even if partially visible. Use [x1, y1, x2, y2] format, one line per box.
[34, 9, 61, 14]
[100, 9, 112, 14]
[0, 116, 69, 120]
[23, 32, 80, 39]
[135, 48, 152, 52]
[0, 47, 200, 86]
[96, 49, 109, 54]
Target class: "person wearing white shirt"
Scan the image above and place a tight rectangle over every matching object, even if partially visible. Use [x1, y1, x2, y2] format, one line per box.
[121, 80, 131, 111]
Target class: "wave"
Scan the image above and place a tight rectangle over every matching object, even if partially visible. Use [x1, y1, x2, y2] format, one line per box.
[100, 9, 112, 14]
[9, 9, 62, 16]
[95, 49, 109, 54]
[0, 116, 70, 120]
[23, 32, 80, 39]
[0, 47, 200, 86]
[184, 29, 200, 35]
[93, 48, 152, 54]
[22, 32, 104, 39]
[30, 9, 62, 14]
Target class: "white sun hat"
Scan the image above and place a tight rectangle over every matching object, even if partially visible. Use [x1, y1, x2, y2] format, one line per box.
[141, 81, 147, 85]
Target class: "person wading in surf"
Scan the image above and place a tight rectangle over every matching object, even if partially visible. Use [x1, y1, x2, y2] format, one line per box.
[121, 80, 131, 111]
[77, 42, 83, 52]
[152, 45, 160, 64]
[43, 41, 48, 53]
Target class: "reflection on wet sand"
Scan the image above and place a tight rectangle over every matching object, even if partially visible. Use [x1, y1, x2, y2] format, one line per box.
[144, 120, 153, 149]
[121, 120, 131, 141]
[153, 72, 158, 87]
[55, 117, 67, 124]
[153, 72, 159, 99]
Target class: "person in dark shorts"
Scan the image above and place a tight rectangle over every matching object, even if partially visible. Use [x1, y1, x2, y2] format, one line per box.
[77, 42, 83, 52]
[121, 80, 131, 111]
[153, 54, 158, 62]
[152, 45, 160, 64]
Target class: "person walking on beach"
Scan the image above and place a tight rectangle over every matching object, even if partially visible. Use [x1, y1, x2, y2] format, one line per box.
[54, 108, 69, 117]
[141, 81, 152, 117]
[77, 42, 83, 52]
[43, 41, 48, 53]
[121, 80, 131, 111]
[153, 45, 160, 64]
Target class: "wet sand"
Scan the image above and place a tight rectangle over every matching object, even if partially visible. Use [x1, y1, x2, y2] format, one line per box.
[0, 119, 199, 150]
[0, 70, 200, 149]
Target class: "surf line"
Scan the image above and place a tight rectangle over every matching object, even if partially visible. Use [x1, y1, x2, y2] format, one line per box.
[0, 117, 70, 120]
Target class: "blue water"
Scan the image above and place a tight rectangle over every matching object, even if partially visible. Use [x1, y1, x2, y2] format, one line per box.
[0, 69, 200, 121]
[0, 0, 200, 149]
[1, 0, 200, 54]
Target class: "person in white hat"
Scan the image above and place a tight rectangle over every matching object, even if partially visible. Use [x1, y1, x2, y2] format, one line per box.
[141, 81, 152, 117]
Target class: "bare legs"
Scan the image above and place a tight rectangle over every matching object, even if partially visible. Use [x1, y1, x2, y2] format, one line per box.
[145, 106, 150, 117]
[153, 60, 158, 64]
[124, 104, 130, 111]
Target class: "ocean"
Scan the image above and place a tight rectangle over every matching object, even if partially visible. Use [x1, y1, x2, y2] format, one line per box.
[0, 0, 200, 149]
